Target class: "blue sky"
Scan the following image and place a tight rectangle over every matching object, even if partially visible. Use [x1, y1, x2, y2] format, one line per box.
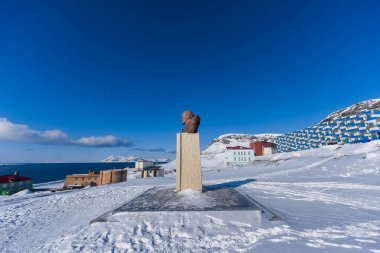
[0, 0, 379, 162]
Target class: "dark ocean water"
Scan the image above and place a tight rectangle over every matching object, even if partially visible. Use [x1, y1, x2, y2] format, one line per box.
[0, 162, 136, 184]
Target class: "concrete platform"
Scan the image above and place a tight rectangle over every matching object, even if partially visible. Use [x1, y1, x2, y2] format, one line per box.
[91, 186, 281, 223]
[116, 186, 258, 212]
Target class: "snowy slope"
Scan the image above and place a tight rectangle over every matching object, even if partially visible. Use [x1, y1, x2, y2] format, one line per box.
[102, 156, 172, 163]
[203, 133, 281, 154]
[102, 155, 142, 162]
[1, 141, 380, 252]
[152, 157, 172, 163]
[175, 133, 282, 169]
[321, 98, 380, 123]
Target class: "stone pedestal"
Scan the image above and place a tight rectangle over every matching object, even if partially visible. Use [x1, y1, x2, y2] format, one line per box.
[176, 133, 202, 192]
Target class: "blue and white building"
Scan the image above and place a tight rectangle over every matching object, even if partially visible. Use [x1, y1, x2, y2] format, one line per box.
[277, 109, 380, 152]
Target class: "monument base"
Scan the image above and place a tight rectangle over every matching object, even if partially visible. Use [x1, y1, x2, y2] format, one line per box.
[176, 133, 202, 192]
[90, 186, 282, 224]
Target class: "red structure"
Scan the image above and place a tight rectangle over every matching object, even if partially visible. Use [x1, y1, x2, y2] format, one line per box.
[0, 175, 32, 184]
[250, 142, 277, 156]
[0, 175, 33, 195]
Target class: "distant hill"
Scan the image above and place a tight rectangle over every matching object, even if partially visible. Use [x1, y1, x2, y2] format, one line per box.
[154, 158, 173, 163]
[321, 99, 380, 123]
[202, 133, 281, 155]
[102, 155, 142, 162]
[102, 155, 172, 163]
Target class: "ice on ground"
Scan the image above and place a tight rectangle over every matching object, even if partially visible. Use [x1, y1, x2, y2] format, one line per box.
[1, 140, 380, 252]
[12, 189, 33, 196]
[33, 180, 65, 189]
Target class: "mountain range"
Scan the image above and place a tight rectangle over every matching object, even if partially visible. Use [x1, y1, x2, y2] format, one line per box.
[102, 155, 172, 163]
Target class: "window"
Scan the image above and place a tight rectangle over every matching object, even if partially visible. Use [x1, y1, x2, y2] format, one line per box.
[234, 152, 236, 155]
[234, 157, 236, 161]
[75, 177, 78, 181]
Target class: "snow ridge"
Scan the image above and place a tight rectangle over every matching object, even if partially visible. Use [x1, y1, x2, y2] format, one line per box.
[102, 155, 172, 163]
[203, 133, 281, 155]
[102, 155, 142, 162]
[321, 98, 380, 123]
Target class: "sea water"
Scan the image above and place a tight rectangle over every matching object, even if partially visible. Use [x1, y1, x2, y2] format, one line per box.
[0, 162, 136, 184]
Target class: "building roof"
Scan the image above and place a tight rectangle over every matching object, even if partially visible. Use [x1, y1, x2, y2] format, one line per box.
[226, 146, 254, 150]
[0, 175, 32, 184]
[136, 159, 154, 163]
[66, 173, 93, 177]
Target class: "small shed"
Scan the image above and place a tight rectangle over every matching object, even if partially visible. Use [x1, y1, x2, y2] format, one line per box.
[0, 175, 33, 195]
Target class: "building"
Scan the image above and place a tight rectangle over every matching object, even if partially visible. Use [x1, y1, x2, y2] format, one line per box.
[0, 175, 33, 195]
[141, 167, 165, 178]
[250, 142, 277, 156]
[225, 146, 255, 164]
[135, 160, 154, 169]
[64, 169, 127, 188]
[276, 109, 380, 152]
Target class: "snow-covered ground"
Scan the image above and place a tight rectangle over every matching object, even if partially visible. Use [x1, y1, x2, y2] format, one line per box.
[1, 141, 380, 252]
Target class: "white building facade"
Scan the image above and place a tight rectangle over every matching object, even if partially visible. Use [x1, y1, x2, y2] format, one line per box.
[225, 146, 255, 165]
[135, 160, 154, 169]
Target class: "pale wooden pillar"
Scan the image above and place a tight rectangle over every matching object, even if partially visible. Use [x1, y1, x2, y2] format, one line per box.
[176, 133, 202, 192]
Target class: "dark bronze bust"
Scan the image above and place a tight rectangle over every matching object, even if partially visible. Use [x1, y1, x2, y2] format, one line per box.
[181, 110, 200, 133]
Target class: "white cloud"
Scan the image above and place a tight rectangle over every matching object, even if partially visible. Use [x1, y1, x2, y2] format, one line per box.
[0, 118, 130, 147]
[74, 135, 129, 147]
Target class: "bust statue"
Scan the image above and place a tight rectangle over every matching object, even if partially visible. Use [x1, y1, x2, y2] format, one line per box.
[181, 110, 200, 133]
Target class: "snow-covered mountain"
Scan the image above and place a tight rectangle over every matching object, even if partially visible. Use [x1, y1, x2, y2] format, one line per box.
[154, 158, 172, 163]
[102, 156, 172, 163]
[202, 133, 281, 155]
[102, 155, 142, 162]
[321, 98, 380, 123]
[162, 133, 282, 169]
